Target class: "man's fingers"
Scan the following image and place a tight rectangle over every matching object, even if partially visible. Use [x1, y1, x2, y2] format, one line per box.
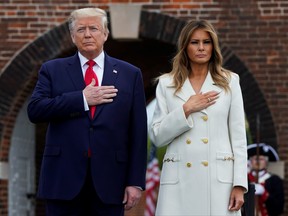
[124, 199, 138, 210]
[99, 85, 118, 90]
[102, 92, 117, 98]
[96, 86, 118, 97]
[122, 192, 128, 205]
[89, 78, 96, 86]
[123, 186, 142, 211]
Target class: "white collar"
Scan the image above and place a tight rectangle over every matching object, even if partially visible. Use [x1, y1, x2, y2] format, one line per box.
[78, 51, 105, 69]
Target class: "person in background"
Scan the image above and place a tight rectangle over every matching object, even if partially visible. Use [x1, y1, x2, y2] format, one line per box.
[27, 7, 147, 216]
[248, 143, 284, 216]
[150, 20, 248, 215]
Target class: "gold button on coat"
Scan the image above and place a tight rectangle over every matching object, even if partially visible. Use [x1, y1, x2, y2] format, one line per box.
[186, 162, 192, 168]
[186, 139, 191, 144]
[201, 161, 209, 166]
[201, 138, 208, 144]
[201, 116, 208, 121]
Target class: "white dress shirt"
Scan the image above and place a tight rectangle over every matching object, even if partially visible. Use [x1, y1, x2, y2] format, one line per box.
[78, 51, 105, 111]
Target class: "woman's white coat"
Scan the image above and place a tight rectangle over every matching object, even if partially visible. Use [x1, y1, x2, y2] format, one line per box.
[150, 72, 248, 216]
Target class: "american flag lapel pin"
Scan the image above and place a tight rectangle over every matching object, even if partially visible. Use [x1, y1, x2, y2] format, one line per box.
[113, 69, 118, 74]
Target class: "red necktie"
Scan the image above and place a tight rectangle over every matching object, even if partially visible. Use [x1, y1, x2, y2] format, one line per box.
[84, 60, 98, 118]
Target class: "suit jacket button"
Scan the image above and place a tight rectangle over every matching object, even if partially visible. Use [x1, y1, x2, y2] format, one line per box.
[186, 139, 191, 144]
[186, 162, 192, 168]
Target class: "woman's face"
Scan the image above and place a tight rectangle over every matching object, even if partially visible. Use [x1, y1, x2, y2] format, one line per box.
[186, 28, 213, 66]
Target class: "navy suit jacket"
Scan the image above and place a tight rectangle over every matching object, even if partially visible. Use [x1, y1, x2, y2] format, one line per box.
[27, 53, 147, 204]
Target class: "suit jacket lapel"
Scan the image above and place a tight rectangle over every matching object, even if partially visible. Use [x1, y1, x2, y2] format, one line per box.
[93, 53, 119, 120]
[66, 54, 86, 90]
[101, 54, 118, 86]
[65, 54, 94, 118]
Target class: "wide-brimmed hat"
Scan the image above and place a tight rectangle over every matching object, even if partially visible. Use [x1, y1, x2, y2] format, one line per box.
[247, 143, 279, 161]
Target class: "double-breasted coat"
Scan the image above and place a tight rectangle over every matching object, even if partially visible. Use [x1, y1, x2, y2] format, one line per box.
[150, 72, 248, 216]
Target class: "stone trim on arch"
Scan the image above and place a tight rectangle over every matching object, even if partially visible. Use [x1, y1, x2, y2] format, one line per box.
[221, 47, 277, 148]
[139, 11, 187, 45]
[0, 23, 73, 162]
[0, 22, 74, 215]
[0, 9, 277, 215]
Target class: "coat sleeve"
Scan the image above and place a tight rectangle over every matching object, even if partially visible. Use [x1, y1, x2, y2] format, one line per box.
[228, 73, 248, 191]
[27, 63, 85, 123]
[127, 69, 148, 189]
[150, 76, 193, 147]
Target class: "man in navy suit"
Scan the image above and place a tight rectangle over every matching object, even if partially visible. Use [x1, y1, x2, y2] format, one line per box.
[27, 7, 147, 216]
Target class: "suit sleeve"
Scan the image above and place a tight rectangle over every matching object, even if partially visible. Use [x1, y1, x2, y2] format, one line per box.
[127, 69, 148, 189]
[27, 63, 85, 123]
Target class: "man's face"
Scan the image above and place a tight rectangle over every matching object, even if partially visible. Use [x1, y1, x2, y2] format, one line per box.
[71, 16, 108, 59]
[250, 155, 268, 171]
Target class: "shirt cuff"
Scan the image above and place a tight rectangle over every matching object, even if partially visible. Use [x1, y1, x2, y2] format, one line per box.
[133, 186, 143, 191]
[82, 92, 89, 111]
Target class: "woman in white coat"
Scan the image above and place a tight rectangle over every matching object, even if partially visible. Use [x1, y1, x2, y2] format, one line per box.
[150, 20, 248, 216]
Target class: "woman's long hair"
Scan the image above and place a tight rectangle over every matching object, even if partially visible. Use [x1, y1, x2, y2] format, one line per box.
[169, 20, 231, 93]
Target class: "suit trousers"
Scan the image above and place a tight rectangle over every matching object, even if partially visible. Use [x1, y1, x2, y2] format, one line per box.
[45, 159, 124, 216]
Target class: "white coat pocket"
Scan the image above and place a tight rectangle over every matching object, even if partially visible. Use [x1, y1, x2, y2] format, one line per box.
[216, 152, 234, 183]
[160, 153, 180, 185]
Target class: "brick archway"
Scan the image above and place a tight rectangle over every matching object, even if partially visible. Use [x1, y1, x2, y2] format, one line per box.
[0, 10, 277, 215]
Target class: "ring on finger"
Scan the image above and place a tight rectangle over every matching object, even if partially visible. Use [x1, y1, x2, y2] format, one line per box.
[208, 97, 211, 103]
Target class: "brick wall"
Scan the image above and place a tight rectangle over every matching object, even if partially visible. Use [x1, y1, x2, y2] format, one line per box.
[0, 0, 287, 215]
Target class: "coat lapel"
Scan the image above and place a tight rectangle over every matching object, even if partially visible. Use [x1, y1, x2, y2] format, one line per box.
[200, 72, 222, 93]
[174, 78, 195, 102]
[65, 54, 92, 119]
[66, 54, 86, 90]
[93, 54, 119, 120]
[199, 72, 222, 115]
[101, 54, 118, 86]
[173, 77, 211, 115]
[174, 72, 221, 115]
[199, 72, 212, 115]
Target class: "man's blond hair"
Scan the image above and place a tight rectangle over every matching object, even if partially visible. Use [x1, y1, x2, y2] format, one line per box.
[68, 8, 109, 34]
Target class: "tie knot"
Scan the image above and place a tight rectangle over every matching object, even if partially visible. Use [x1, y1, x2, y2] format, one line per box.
[87, 60, 96, 68]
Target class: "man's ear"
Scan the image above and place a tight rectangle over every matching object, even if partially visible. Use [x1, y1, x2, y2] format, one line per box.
[104, 31, 109, 41]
